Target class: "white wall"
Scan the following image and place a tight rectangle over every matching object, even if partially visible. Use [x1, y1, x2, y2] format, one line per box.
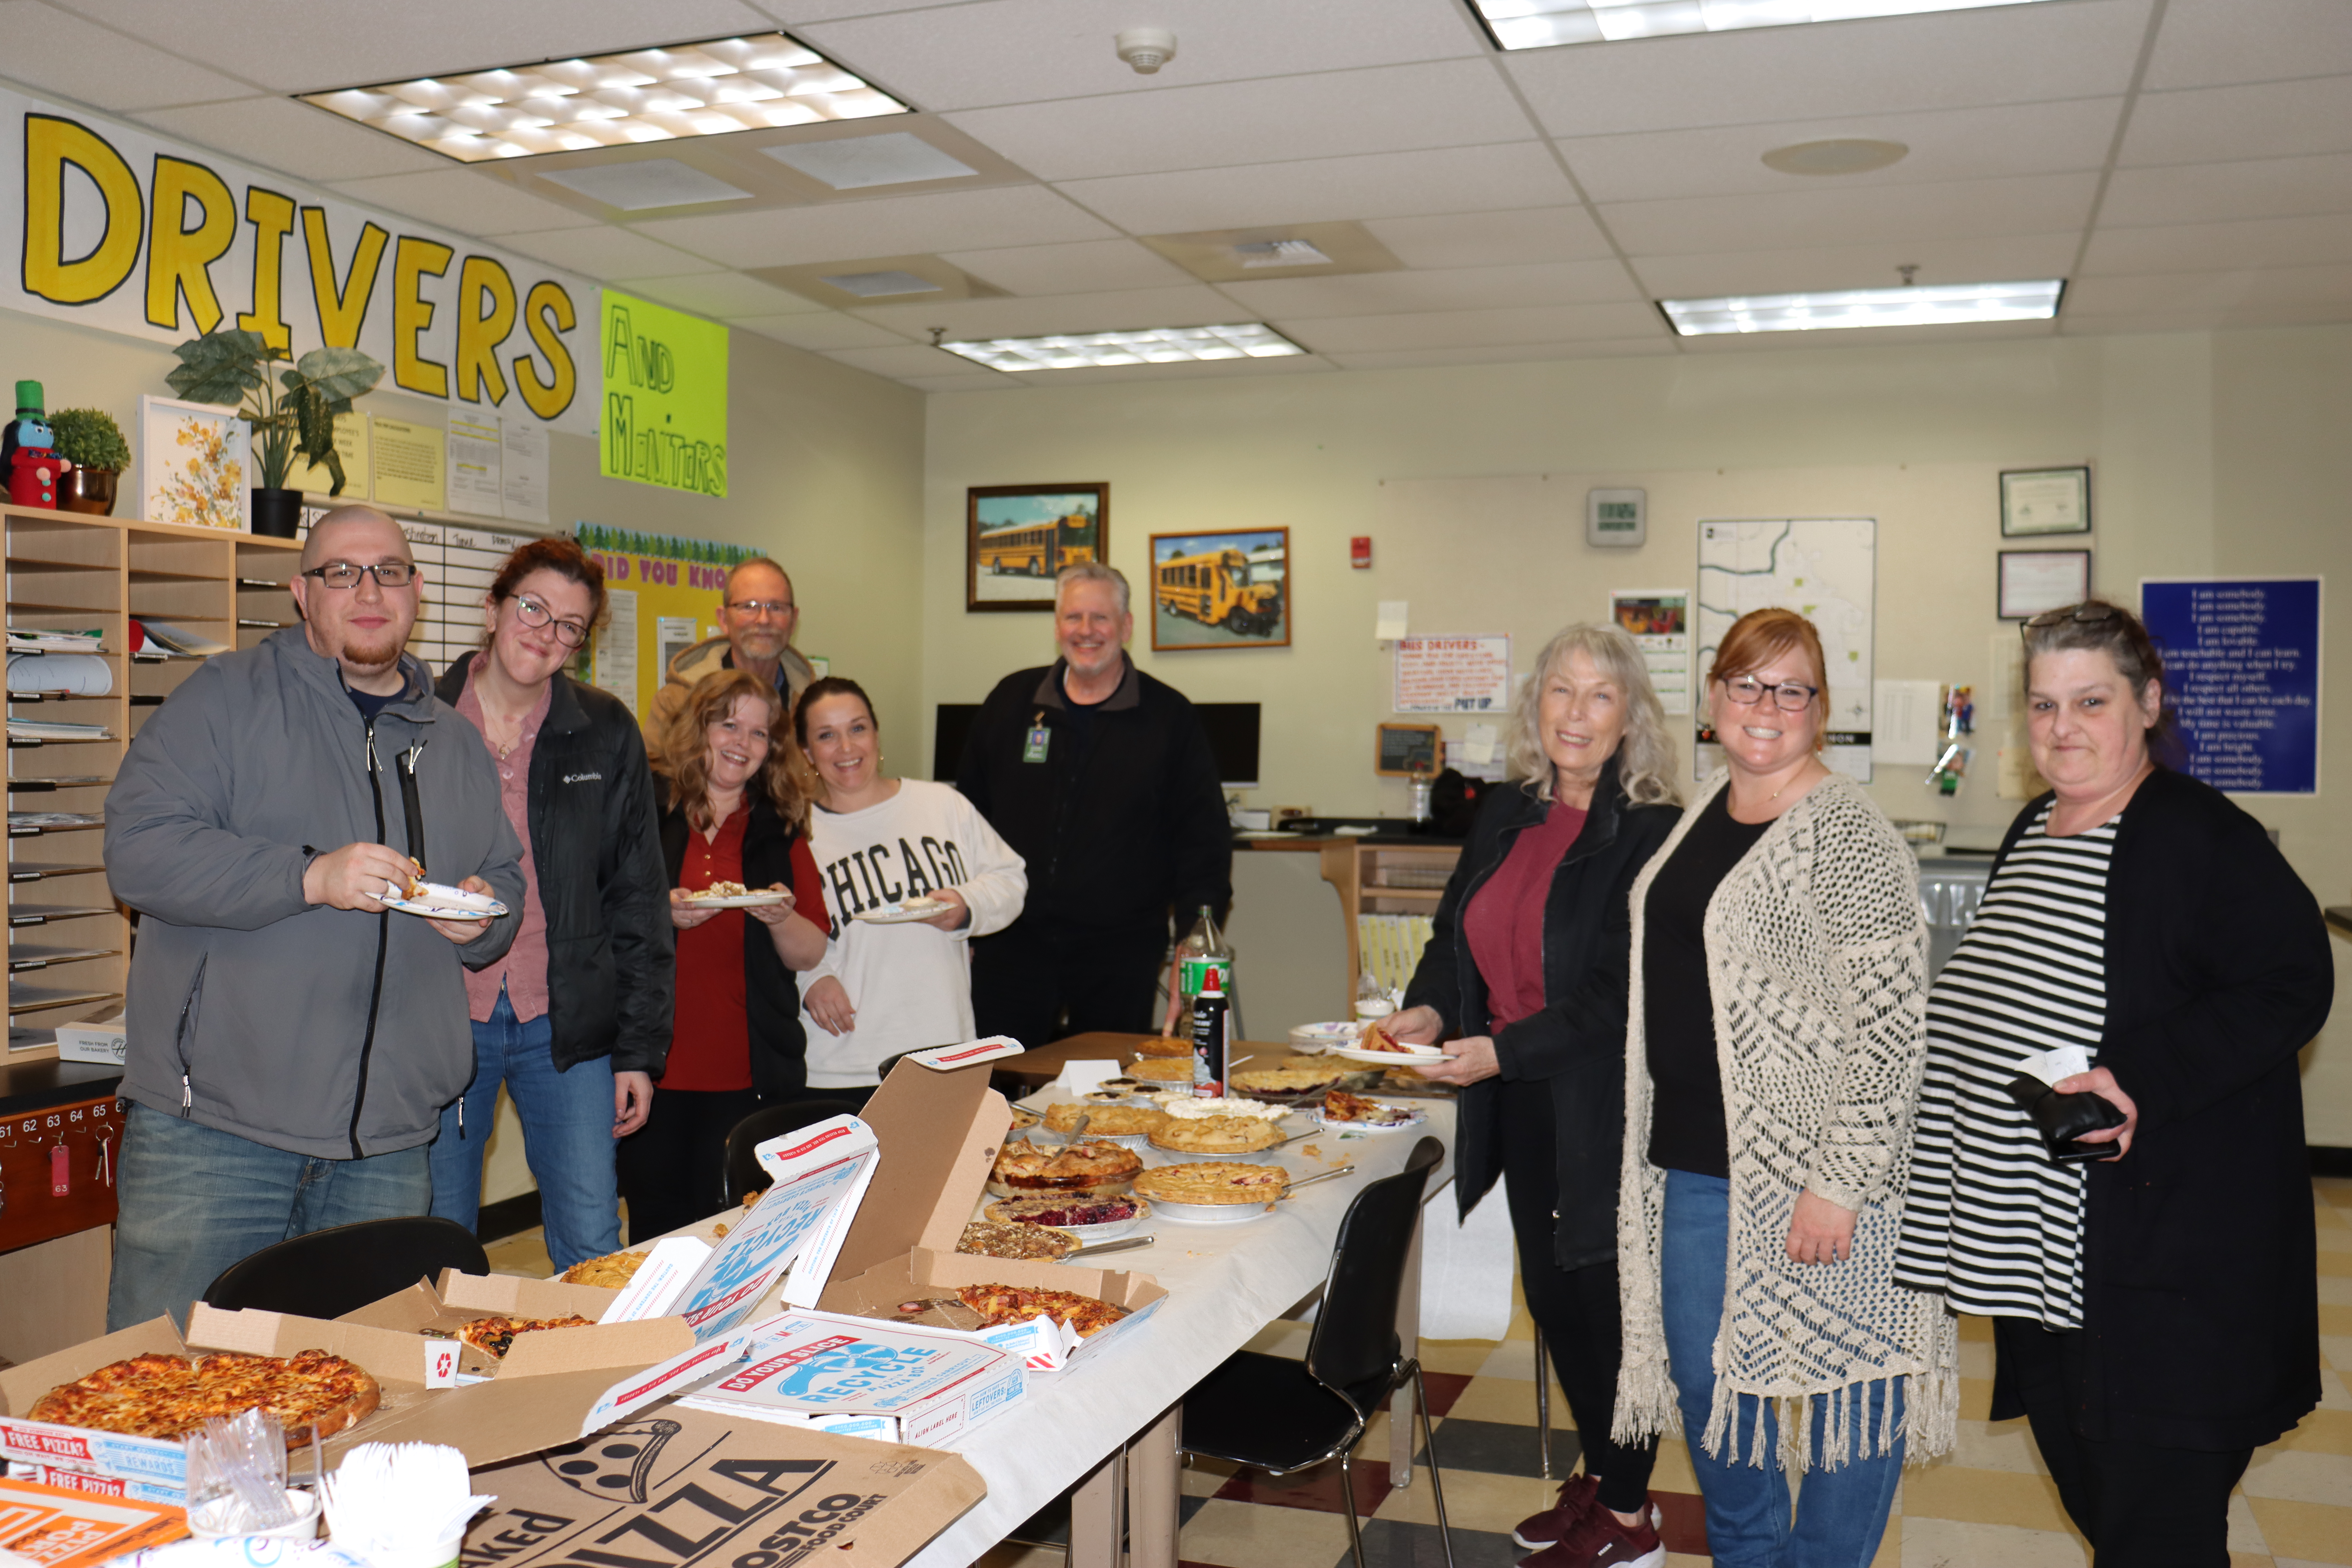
[920, 326, 2352, 1141]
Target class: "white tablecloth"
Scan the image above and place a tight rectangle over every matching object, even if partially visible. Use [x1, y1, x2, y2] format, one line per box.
[904, 1100, 1461, 1568]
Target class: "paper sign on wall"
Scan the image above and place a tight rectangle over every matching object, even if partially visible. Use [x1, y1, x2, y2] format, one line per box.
[370, 417, 445, 511]
[1395, 635, 1512, 712]
[601, 289, 728, 497]
[1611, 588, 1691, 715]
[576, 524, 766, 716]
[2140, 577, 2321, 795]
[446, 411, 503, 517]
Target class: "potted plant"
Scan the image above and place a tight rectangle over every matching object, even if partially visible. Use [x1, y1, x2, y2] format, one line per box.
[165, 329, 384, 537]
[48, 407, 131, 515]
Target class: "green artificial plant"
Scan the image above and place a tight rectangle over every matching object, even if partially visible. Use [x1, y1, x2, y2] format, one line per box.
[47, 408, 131, 473]
[165, 329, 383, 495]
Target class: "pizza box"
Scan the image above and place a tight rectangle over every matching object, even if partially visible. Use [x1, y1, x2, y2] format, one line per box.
[333, 1269, 690, 1380]
[791, 1040, 1169, 1372]
[0, 1476, 186, 1568]
[11, 1460, 186, 1508]
[673, 1310, 1026, 1447]
[464, 1405, 983, 1568]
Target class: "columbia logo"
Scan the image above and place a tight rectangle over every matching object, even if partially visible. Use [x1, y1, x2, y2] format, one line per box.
[562, 771, 603, 783]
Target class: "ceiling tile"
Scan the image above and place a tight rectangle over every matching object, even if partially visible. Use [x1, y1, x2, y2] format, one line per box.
[1505, 0, 2152, 137]
[328, 169, 600, 236]
[488, 227, 723, 282]
[1362, 208, 1616, 268]
[733, 313, 912, 349]
[941, 60, 1535, 183]
[136, 96, 448, 180]
[2099, 152, 2352, 228]
[634, 185, 1117, 267]
[1603, 173, 2099, 256]
[2081, 213, 2352, 273]
[2055, 300, 2352, 333]
[1629, 232, 2081, 298]
[793, 0, 1484, 113]
[825, 343, 1012, 378]
[941, 239, 1196, 295]
[1055, 143, 1575, 235]
[1558, 98, 2123, 205]
[614, 271, 827, 318]
[59, 0, 775, 93]
[1220, 260, 1642, 320]
[1287, 302, 1667, 354]
[2140, 0, 2352, 90]
[2121, 76, 2352, 167]
[0, 1, 257, 109]
[2062, 264, 2352, 316]
[850, 284, 1244, 338]
[1323, 339, 1676, 371]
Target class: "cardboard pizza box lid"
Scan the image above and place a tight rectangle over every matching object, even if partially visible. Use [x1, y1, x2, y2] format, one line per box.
[0, 1319, 188, 1419]
[818, 1040, 1020, 1291]
[0, 1475, 187, 1567]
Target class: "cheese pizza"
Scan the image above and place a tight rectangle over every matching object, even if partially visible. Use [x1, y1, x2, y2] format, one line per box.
[28, 1350, 380, 1445]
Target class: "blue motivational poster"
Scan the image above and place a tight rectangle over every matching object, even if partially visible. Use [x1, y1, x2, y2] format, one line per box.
[2139, 578, 2322, 795]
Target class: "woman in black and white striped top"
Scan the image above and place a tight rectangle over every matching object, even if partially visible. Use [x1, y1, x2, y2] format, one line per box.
[1893, 599, 2333, 1568]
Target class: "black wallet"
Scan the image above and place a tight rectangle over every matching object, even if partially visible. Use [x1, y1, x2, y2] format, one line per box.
[2004, 1074, 2126, 1161]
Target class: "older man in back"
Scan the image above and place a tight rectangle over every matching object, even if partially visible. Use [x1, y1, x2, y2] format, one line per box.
[103, 505, 524, 1328]
[642, 557, 813, 744]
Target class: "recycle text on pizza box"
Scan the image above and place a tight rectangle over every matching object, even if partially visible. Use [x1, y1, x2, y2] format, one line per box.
[790, 1040, 1167, 1371]
[464, 1406, 984, 1568]
[0, 1476, 185, 1568]
[676, 1311, 1026, 1447]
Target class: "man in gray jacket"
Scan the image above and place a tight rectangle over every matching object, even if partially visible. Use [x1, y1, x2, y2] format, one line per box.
[104, 506, 525, 1328]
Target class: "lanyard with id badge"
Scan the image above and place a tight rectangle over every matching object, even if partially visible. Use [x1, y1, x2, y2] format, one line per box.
[1023, 710, 1051, 764]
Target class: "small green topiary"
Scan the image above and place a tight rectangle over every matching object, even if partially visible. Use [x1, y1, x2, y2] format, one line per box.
[48, 408, 131, 472]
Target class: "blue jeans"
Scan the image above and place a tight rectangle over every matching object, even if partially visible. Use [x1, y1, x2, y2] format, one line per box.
[1662, 1170, 1905, 1568]
[427, 992, 620, 1271]
[107, 1101, 431, 1332]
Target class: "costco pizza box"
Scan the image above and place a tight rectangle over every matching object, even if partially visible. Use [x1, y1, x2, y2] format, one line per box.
[0, 1475, 186, 1568]
[333, 1269, 690, 1380]
[790, 1040, 1168, 1372]
[463, 1405, 984, 1568]
[673, 1310, 1026, 1447]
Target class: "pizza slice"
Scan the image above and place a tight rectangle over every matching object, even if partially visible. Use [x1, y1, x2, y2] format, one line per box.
[954, 1284, 1131, 1338]
[456, 1313, 596, 1359]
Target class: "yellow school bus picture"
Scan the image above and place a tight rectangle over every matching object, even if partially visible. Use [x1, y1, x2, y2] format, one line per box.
[1148, 528, 1290, 651]
[967, 485, 1108, 610]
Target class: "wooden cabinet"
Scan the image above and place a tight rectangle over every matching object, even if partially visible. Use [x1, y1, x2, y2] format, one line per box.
[6, 510, 299, 1062]
[1304, 838, 1463, 1011]
[0, 1092, 120, 1253]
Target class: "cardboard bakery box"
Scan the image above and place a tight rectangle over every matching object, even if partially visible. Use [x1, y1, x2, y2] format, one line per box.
[0, 1475, 186, 1567]
[334, 1269, 691, 1380]
[675, 1310, 1026, 1447]
[791, 1040, 1168, 1371]
[464, 1405, 983, 1568]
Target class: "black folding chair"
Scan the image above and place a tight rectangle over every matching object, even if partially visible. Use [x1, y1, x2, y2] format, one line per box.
[721, 1097, 865, 1205]
[201, 1216, 490, 1319]
[1179, 1136, 1453, 1568]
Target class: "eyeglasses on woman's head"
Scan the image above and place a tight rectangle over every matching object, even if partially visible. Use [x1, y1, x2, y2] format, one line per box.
[1720, 675, 1819, 712]
[2023, 602, 2120, 635]
[509, 592, 590, 647]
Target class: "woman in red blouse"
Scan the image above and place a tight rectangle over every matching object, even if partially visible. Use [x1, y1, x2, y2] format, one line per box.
[619, 668, 830, 1242]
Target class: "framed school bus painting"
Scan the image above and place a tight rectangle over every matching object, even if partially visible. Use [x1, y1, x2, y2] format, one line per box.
[967, 483, 1108, 612]
[1148, 528, 1290, 651]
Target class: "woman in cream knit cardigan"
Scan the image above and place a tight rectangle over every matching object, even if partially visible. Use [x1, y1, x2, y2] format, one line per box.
[1612, 609, 1954, 1568]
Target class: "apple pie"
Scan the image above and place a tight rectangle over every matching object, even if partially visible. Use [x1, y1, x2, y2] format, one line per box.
[1043, 1101, 1169, 1137]
[1135, 1162, 1291, 1206]
[1132, 1034, 1194, 1059]
[988, 1136, 1143, 1197]
[1128, 1058, 1197, 1085]
[1230, 1057, 1350, 1095]
[1148, 1114, 1285, 1155]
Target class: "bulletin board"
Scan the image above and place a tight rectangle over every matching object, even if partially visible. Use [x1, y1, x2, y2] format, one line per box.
[574, 524, 764, 719]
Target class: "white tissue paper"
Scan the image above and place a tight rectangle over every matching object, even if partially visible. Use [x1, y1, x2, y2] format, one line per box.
[1417, 1184, 1516, 1342]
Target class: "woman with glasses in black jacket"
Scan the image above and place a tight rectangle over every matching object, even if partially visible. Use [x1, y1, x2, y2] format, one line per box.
[428, 538, 673, 1270]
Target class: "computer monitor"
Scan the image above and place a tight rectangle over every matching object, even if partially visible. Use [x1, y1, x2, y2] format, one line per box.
[932, 700, 1262, 789]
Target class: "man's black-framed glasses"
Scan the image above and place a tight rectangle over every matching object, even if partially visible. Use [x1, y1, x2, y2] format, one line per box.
[302, 561, 416, 589]
[512, 592, 590, 647]
[1721, 676, 1819, 712]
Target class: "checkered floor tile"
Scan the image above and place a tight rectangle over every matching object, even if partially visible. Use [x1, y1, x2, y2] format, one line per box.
[978, 1175, 2352, 1568]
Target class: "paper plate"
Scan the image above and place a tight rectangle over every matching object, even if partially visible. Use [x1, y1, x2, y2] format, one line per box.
[852, 896, 953, 925]
[1315, 1105, 1427, 1133]
[681, 890, 791, 908]
[1286, 1021, 1361, 1055]
[383, 878, 502, 916]
[383, 892, 507, 921]
[1324, 1042, 1451, 1067]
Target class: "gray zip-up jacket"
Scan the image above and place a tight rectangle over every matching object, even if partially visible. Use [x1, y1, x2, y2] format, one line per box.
[105, 628, 525, 1160]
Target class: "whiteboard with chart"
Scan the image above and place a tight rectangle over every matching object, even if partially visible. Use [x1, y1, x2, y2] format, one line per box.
[1695, 518, 1877, 781]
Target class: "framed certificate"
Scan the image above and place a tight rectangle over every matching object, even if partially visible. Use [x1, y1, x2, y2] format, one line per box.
[1999, 549, 2092, 620]
[2001, 465, 2090, 536]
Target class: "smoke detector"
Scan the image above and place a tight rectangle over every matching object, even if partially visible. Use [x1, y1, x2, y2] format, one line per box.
[1115, 28, 1177, 74]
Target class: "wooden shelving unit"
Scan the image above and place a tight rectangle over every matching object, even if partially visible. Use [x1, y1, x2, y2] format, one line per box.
[6, 509, 299, 1062]
[1301, 838, 1464, 1011]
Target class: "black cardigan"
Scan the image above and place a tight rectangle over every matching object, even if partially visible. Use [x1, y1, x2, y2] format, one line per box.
[1984, 768, 2333, 1451]
[1402, 754, 1680, 1270]
[657, 791, 811, 1100]
[955, 656, 1231, 936]
[435, 657, 674, 1076]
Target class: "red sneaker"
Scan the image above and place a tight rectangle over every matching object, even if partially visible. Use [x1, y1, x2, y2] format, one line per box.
[1516, 1502, 1665, 1568]
[1511, 1474, 1598, 1552]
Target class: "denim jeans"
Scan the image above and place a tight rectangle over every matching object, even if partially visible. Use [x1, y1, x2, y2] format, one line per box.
[1662, 1169, 1905, 1568]
[427, 991, 620, 1271]
[107, 1101, 431, 1331]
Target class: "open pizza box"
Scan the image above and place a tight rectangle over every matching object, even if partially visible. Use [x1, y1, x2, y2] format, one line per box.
[794, 1038, 1167, 1372]
[333, 1269, 691, 1381]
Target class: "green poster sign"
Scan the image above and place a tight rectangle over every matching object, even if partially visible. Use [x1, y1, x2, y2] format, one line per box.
[601, 289, 728, 497]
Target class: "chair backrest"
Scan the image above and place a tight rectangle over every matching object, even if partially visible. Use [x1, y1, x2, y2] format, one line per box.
[201, 1216, 491, 1319]
[723, 1097, 866, 1204]
[1304, 1136, 1444, 1397]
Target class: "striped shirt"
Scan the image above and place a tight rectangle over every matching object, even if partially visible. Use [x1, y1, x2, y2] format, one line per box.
[1893, 805, 2117, 1328]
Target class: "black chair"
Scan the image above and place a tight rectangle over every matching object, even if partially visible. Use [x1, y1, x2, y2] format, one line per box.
[1179, 1136, 1453, 1568]
[722, 1097, 865, 1205]
[201, 1216, 490, 1319]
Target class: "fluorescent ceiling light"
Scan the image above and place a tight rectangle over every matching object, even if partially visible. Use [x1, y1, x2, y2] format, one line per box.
[1235, 239, 1332, 268]
[301, 33, 908, 163]
[537, 158, 751, 209]
[942, 323, 1308, 372]
[1661, 279, 2064, 335]
[763, 132, 976, 189]
[1474, 0, 2056, 50]
[821, 270, 943, 297]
